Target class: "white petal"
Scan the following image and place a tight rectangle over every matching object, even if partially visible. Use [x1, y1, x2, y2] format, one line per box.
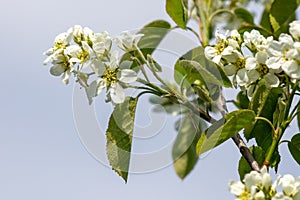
[83, 27, 94, 40]
[286, 48, 299, 59]
[246, 57, 257, 70]
[244, 171, 262, 190]
[82, 41, 95, 58]
[278, 33, 294, 49]
[119, 69, 137, 83]
[212, 55, 222, 65]
[73, 25, 83, 41]
[256, 51, 268, 64]
[262, 173, 272, 190]
[133, 33, 144, 46]
[85, 80, 98, 105]
[282, 174, 296, 196]
[289, 20, 300, 40]
[248, 70, 260, 83]
[282, 60, 299, 77]
[236, 69, 249, 86]
[97, 80, 106, 96]
[110, 83, 125, 104]
[224, 64, 236, 76]
[264, 73, 280, 87]
[266, 57, 281, 70]
[85, 79, 105, 105]
[114, 31, 141, 51]
[77, 72, 89, 88]
[228, 38, 239, 49]
[267, 41, 284, 57]
[109, 50, 120, 70]
[90, 60, 106, 76]
[62, 70, 71, 85]
[254, 191, 265, 200]
[69, 57, 81, 63]
[50, 64, 66, 76]
[65, 45, 81, 58]
[43, 55, 53, 65]
[229, 181, 245, 196]
[230, 29, 241, 41]
[114, 37, 125, 50]
[221, 46, 234, 56]
[223, 50, 241, 63]
[204, 47, 218, 60]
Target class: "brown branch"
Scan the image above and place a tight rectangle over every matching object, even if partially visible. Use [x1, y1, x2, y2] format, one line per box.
[216, 87, 261, 172]
[169, 87, 261, 172]
[231, 134, 261, 172]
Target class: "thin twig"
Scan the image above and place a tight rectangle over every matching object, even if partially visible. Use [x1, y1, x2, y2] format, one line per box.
[216, 87, 261, 172]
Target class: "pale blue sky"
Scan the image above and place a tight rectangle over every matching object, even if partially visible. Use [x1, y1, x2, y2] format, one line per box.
[0, 0, 299, 199]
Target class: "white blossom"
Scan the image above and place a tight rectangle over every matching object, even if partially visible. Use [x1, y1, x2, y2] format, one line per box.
[289, 20, 300, 41]
[229, 167, 300, 200]
[91, 31, 112, 59]
[266, 34, 294, 70]
[72, 25, 84, 43]
[236, 68, 259, 87]
[254, 191, 265, 200]
[282, 60, 300, 80]
[243, 30, 272, 51]
[229, 181, 245, 196]
[205, 31, 241, 65]
[245, 51, 279, 87]
[272, 192, 293, 200]
[281, 175, 300, 198]
[85, 51, 137, 104]
[114, 31, 144, 52]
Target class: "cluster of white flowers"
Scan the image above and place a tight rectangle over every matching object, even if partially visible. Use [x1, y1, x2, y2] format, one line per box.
[229, 167, 300, 200]
[43, 25, 143, 104]
[205, 20, 300, 93]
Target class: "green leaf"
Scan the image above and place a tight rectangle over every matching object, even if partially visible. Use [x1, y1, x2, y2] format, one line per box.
[238, 146, 265, 180]
[120, 20, 171, 70]
[270, 148, 281, 172]
[260, 8, 272, 32]
[233, 91, 250, 109]
[172, 113, 206, 179]
[269, 14, 280, 33]
[106, 97, 138, 182]
[179, 60, 224, 86]
[269, 0, 298, 36]
[196, 110, 256, 155]
[238, 24, 272, 37]
[244, 83, 282, 152]
[298, 104, 300, 131]
[149, 95, 187, 115]
[288, 133, 300, 165]
[147, 55, 162, 72]
[234, 7, 254, 24]
[174, 46, 232, 88]
[193, 84, 213, 102]
[138, 20, 171, 53]
[166, 0, 188, 29]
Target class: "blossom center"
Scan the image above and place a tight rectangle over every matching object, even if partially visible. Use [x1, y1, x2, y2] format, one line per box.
[236, 58, 246, 70]
[54, 40, 66, 50]
[78, 50, 89, 63]
[258, 64, 269, 75]
[103, 68, 118, 87]
[215, 40, 228, 53]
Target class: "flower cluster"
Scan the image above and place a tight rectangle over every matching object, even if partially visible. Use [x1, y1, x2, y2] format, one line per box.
[229, 167, 300, 200]
[205, 20, 300, 93]
[43, 25, 143, 104]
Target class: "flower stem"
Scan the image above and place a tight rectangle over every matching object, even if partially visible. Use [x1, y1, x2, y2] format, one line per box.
[217, 90, 261, 172]
[263, 82, 298, 167]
